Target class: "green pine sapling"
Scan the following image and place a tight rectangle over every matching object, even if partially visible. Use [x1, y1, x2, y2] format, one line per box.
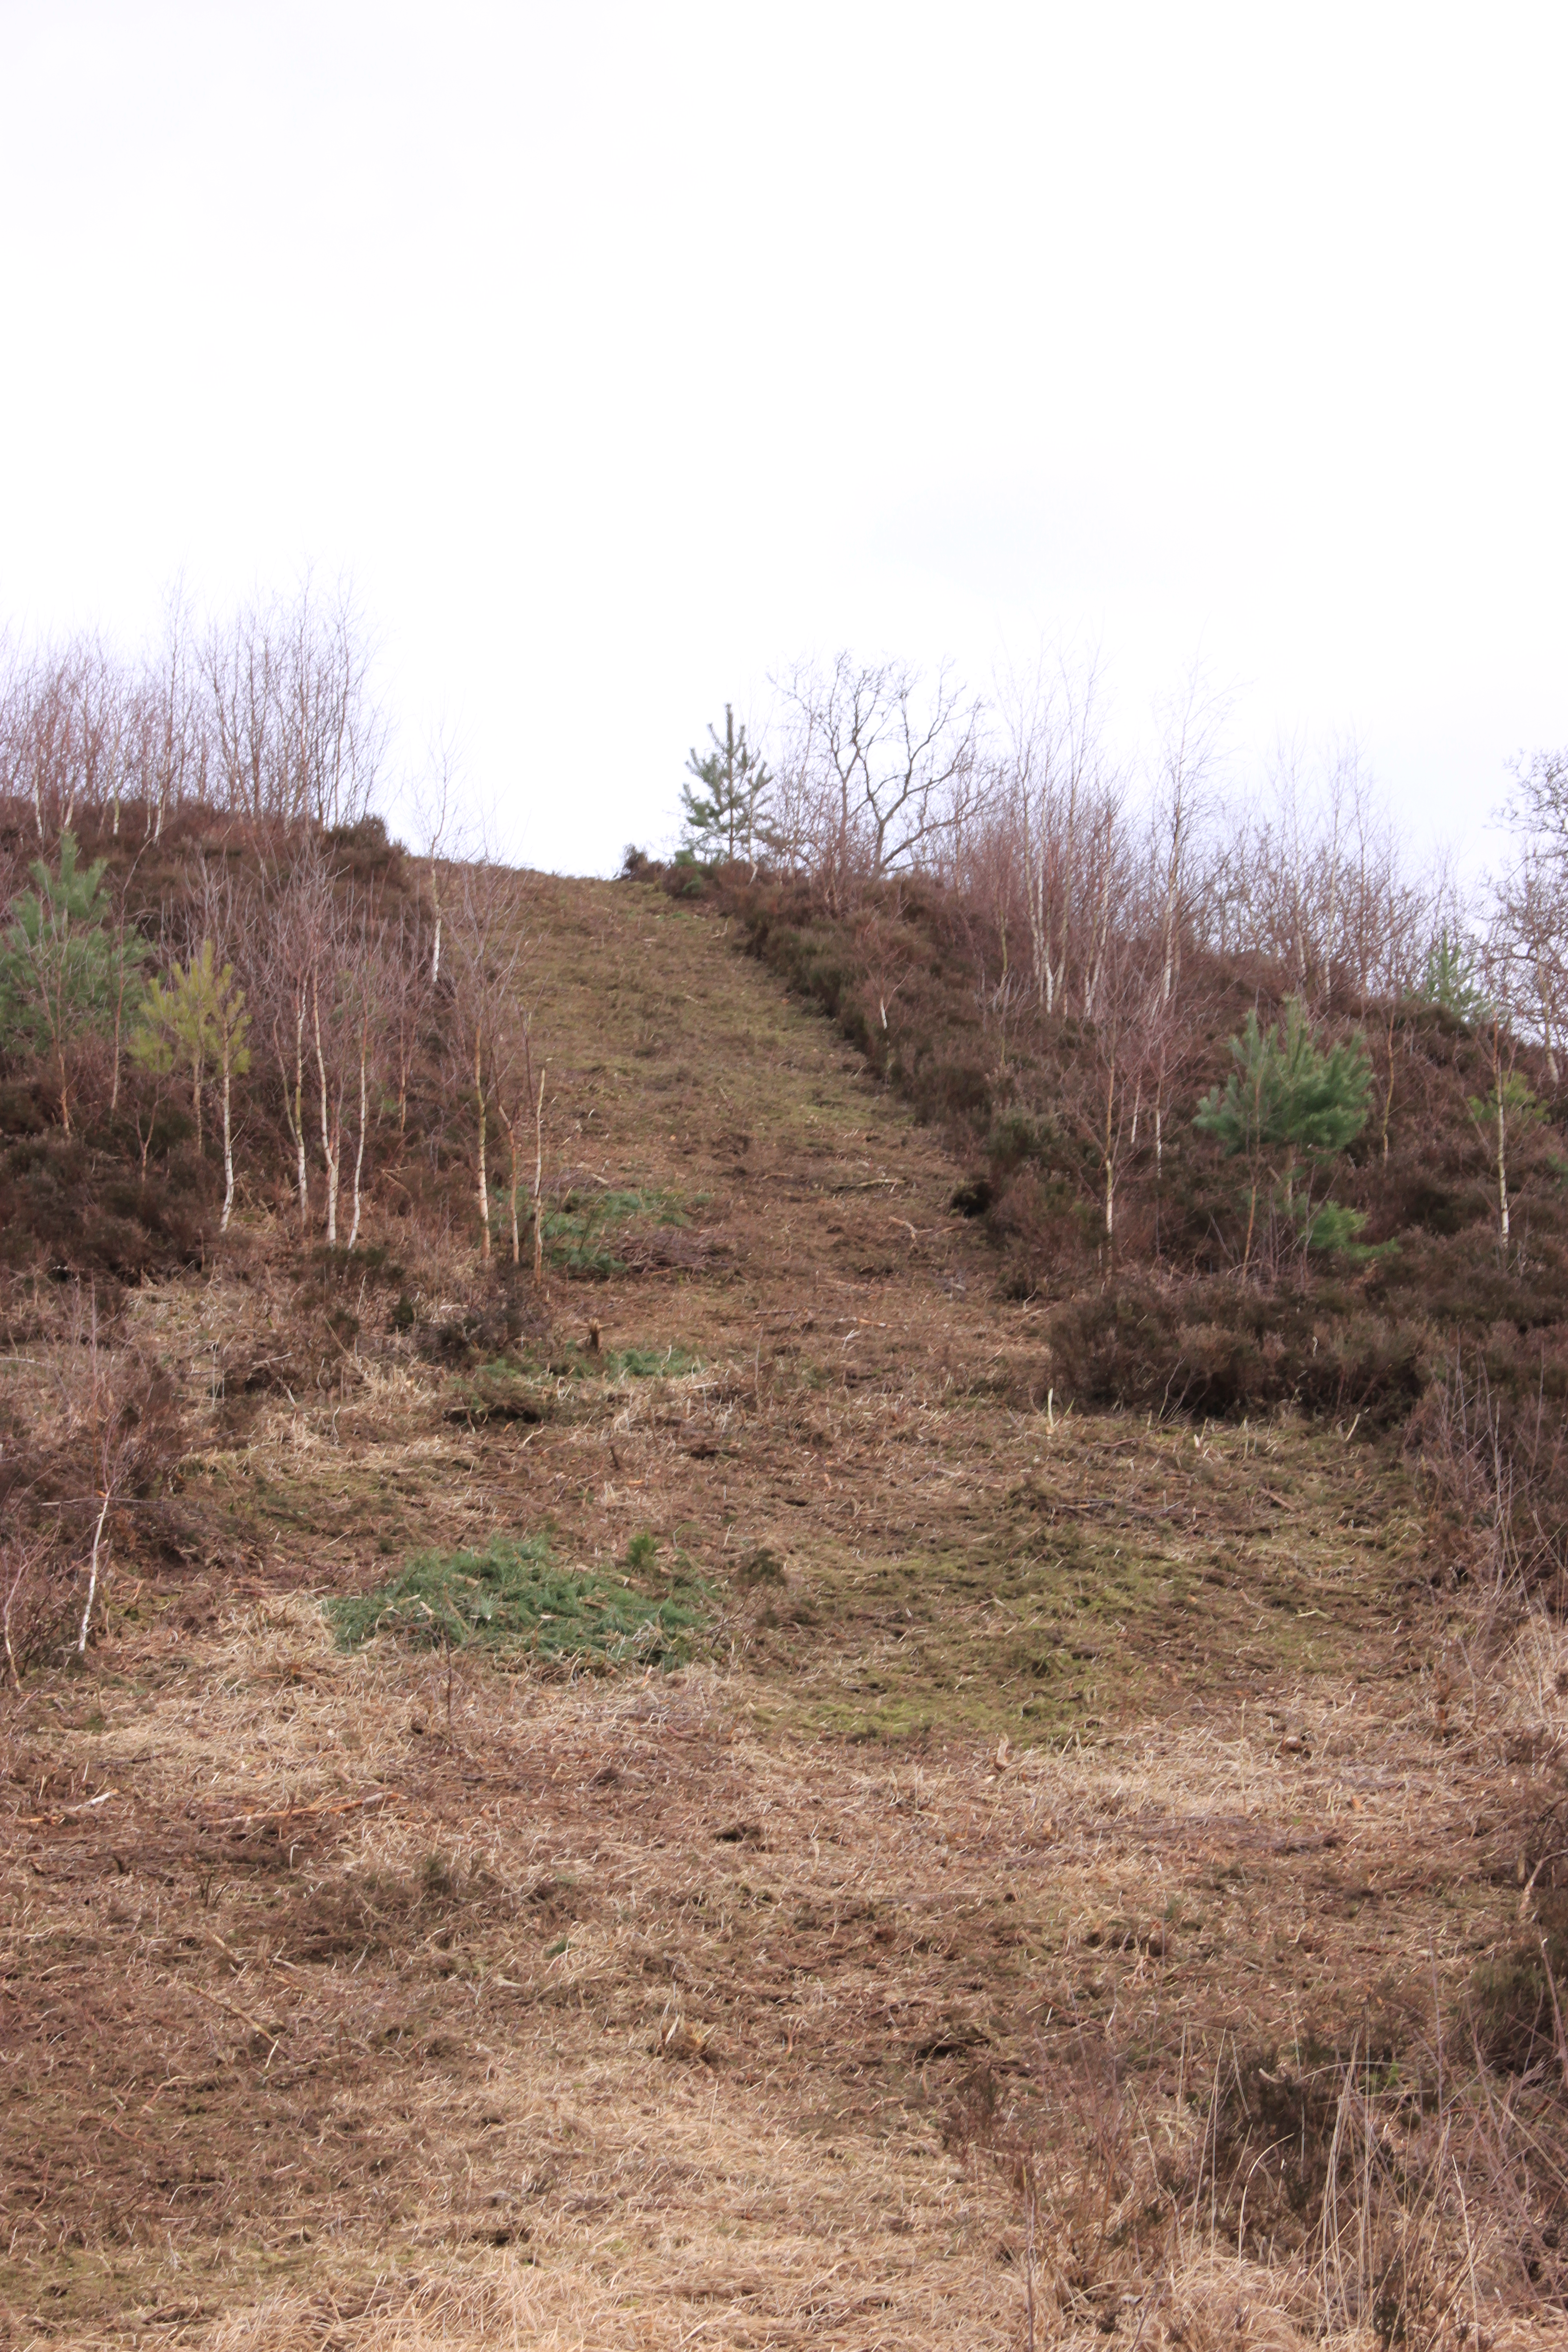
[1194, 998, 1372, 1272]
[0, 833, 147, 1132]
[131, 939, 252, 1230]
[680, 706, 773, 872]
[1418, 929, 1488, 1026]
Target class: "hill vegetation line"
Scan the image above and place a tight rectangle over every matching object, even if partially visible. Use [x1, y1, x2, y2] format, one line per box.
[649, 655, 1568, 1609]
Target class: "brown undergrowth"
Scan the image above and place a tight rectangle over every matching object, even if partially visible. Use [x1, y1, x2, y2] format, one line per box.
[1, 880, 1565, 2348]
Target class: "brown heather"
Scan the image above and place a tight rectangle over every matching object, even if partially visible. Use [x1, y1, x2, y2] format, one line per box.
[2, 876, 1568, 2349]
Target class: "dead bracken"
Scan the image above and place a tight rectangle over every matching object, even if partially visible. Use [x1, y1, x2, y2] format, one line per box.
[1, 869, 1566, 2350]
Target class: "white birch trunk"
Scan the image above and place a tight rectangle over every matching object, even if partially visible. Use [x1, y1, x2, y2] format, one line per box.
[77, 1487, 112, 1658]
[220, 1054, 235, 1231]
[532, 1067, 547, 1286]
[314, 980, 340, 1246]
[347, 1018, 368, 1250]
[474, 1033, 490, 1259]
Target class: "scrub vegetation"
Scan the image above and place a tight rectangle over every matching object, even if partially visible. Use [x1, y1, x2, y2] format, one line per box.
[3, 616, 1568, 2347]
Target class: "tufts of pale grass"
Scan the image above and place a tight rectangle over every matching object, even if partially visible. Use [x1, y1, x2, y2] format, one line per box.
[1487, 1603, 1568, 1758]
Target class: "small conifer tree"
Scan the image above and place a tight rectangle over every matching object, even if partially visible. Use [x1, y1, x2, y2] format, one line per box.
[1467, 1061, 1539, 1260]
[1194, 998, 1372, 1270]
[131, 940, 252, 1228]
[0, 833, 147, 1132]
[680, 706, 772, 868]
[1417, 929, 1487, 1025]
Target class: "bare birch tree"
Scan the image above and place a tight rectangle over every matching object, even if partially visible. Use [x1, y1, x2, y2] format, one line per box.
[448, 865, 531, 1261]
[498, 1024, 547, 1275]
[255, 848, 336, 1234]
[773, 655, 983, 905]
[1494, 749, 1568, 1089]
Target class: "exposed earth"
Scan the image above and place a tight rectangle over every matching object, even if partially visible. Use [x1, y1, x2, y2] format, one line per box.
[1, 881, 1559, 2349]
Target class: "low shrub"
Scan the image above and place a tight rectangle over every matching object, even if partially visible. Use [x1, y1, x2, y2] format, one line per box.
[710, 864, 1568, 1459]
[0, 1529, 73, 1680]
[1469, 1890, 1568, 2073]
[1045, 1278, 1428, 1425]
[1408, 1344, 1568, 1603]
[443, 1364, 554, 1425]
[543, 1184, 691, 1279]
[733, 1545, 785, 1590]
[326, 1533, 706, 1668]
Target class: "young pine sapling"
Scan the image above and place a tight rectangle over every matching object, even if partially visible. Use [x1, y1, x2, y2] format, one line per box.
[1194, 998, 1372, 1274]
[131, 939, 252, 1230]
[0, 834, 147, 1132]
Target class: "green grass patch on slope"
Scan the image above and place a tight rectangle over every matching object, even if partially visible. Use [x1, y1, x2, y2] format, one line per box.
[444, 1346, 701, 1421]
[326, 1533, 706, 1666]
[608, 1344, 701, 1377]
[543, 1185, 698, 1276]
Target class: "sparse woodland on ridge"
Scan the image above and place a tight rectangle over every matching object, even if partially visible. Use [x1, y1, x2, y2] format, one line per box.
[667, 654, 1568, 1592]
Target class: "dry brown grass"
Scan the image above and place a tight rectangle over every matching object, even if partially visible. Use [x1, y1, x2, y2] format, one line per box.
[2, 879, 1566, 2348]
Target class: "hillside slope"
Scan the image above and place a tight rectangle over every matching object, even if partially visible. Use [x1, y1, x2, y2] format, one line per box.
[1, 878, 1561, 2350]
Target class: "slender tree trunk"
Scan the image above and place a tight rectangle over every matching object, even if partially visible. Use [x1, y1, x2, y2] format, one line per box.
[1023, 799, 1045, 1013]
[314, 978, 339, 1245]
[275, 1000, 310, 1234]
[1083, 842, 1112, 1019]
[1152, 1092, 1164, 1259]
[220, 1051, 235, 1231]
[3, 1551, 26, 1691]
[78, 1290, 110, 1656]
[1538, 962, 1561, 1091]
[474, 1031, 490, 1259]
[294, 1017, 308, 1230]
[532, 1066, 547, 1286]
[346, 1013, 369, 1251]
[78, 1486, 112, 1659]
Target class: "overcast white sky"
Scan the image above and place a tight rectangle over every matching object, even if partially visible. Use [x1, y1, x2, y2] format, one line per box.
[1, 3, 1564, 874]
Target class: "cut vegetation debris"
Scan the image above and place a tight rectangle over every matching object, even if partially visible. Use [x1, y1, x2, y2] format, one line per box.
[4, 866, 1568, 2351]
[443, 1346, 701, 1423]
[607, 1343, 701, 1377]
[543, 1184, 698, 1277]
[325, 1534, 707, 1666]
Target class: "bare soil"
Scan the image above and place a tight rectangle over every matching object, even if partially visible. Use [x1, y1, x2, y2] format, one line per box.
[0, 880, 1559, 2349]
